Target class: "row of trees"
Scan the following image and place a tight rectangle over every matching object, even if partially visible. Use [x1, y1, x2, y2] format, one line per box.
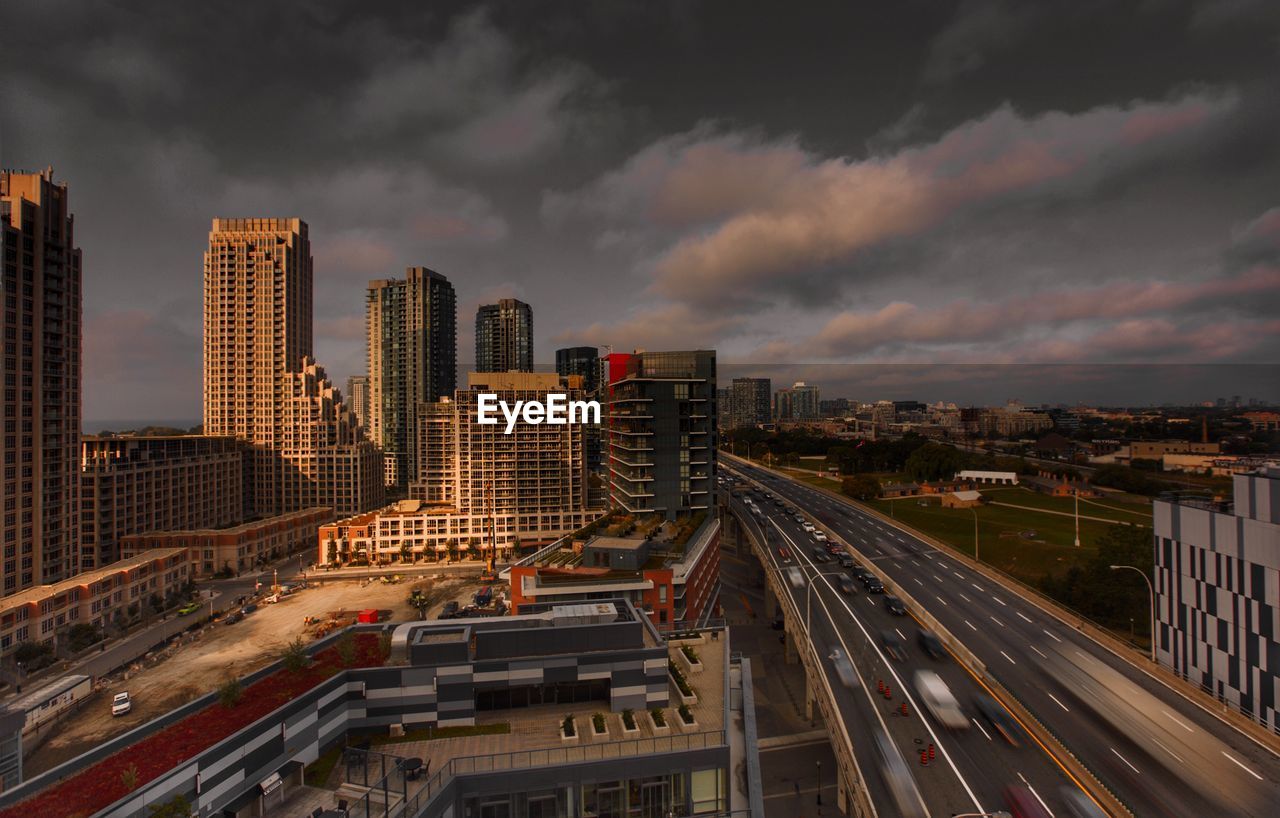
[1040, 524, 1154, 639]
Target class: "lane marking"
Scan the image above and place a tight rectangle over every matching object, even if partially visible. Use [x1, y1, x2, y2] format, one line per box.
[896, 628, 907, 640]
[1000, 650, 1017, 665]
[958, 592, 972, 603]
[1152, 738, 1184, 764]
[1161, 709, 1194, 733]
[1222, 751, 1264, 781]
[913, 578, 925, 587]
[1042, 629, 1062, 643]
[964, 620, 978, 631]
[992, 596, 1007, 607]
[971, 583, 985, 593]
[1110, 747, 1140, 773]
[990, 615, 1005, 627]
[933, 574, 945, 583]
[953, 571, 965, 580]
[1029, 645, 1048, 659]
[935, 595, 949, 607]
[973, 719, 993, 741]
[1016, 611, 1034, 624]
[1048, 693, 1070, 712]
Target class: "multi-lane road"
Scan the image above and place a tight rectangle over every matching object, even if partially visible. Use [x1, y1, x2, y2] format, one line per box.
[731, 487, 1085, 817]
[726, 456, 1280, 817]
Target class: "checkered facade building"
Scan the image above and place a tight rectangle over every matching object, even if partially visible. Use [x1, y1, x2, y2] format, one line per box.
[1154, 466, 1280, 730]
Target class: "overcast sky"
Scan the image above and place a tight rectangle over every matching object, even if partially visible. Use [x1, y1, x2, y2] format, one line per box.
[3, 0, 1278, 422]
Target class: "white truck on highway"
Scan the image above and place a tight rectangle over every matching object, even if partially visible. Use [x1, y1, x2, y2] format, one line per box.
[913, 669, 968, 730]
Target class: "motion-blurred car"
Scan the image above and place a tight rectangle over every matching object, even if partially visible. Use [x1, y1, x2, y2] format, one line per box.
[873, 730, 928, 818]
[917, 630, 947, 660]
[863, 576, 885, 594]
[829, 648, 860, 689]
[880, 630, 906, 662]
[1003, 785, 1052, 818]
[838, 575, 857, 595]
[974, 693, 1023, 746]
[914, 669, 968, 730]
[883, 595, 907, 616]
[1059, 788, 1107, 818]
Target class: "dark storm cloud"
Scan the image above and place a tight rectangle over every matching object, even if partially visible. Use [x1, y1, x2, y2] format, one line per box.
[1, 0, 1277, 418]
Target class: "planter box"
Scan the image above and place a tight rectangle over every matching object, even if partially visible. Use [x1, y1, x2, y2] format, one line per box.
[620, 715, 640, 736]
[591, 718, 609, 738]
[560, 725, 578, 743]
[648, 712, 669, 733]
[669, 672, 697, 705]
[678, 649, 703, 674]
[677, 713, 698, 730]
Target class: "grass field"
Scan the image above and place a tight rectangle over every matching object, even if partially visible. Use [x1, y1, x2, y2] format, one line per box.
[870, 495, 1145, 584]
[980, 486, 1153, 524]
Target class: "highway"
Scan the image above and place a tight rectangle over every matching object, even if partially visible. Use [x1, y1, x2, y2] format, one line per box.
[728, 489, 1083, 817]
[727, 456, 1280, 817]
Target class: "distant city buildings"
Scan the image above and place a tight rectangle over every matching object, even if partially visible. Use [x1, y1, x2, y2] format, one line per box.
[773, 381, 820, 421]
[1154, 466, 1280, 731]
[366, 268, 457, 489]
[80, 435, 246, 570]
[730, 377, 771, 430]
[344, 375, 369, 435]
[202, 218, 383, 518]
[475, 297, 533, 373]
[0, 169, 82, 595]
[607, 350, 717, 518]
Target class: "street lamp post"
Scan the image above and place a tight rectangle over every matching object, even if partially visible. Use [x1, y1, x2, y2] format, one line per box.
[815, 760, 822, 806]
[970, 507, 980, 563]
[1110, 564, 1156, 662]
[1074, 489, 1081, 547]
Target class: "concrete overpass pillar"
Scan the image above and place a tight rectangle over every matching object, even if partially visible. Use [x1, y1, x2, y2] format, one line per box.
[836, 765, 850, 815]
[804, 667, 816, 723]
[763, 583, 778, 619]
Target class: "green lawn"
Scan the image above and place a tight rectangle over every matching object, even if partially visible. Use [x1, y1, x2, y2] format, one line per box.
[870, 495, 1145, 584]
[980, 486, 1152, 524]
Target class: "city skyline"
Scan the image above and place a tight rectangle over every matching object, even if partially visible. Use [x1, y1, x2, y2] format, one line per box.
[2, 2, 1277, 421]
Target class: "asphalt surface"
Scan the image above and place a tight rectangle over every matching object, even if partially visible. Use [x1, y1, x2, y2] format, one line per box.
[731, 489, 1080, 818]
[727, 458, 1280, 817]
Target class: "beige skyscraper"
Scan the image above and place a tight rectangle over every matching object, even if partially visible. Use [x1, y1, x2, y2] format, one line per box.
[0, 169, 82, 595]
[203, 218, 382, 517]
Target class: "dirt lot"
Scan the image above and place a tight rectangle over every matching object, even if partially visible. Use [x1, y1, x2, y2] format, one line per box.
[24, 575, 487, 776]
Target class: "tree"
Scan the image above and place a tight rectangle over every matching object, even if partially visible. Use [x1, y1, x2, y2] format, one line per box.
[841, 475, 881, 501]
[1040, 524, 1154, 638]
[904, 443, 966, 482]
[218, 677, 243, 708]
[335, 631, 357, 667]
[280, 638, 309, 673]
[66, 624, 102, 652]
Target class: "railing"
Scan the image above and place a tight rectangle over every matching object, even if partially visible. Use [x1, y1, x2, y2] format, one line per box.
[407, 731, 728, 817]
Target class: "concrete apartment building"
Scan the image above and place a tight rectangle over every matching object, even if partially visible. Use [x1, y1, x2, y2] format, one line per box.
[1154, 465, 1280, 731]
[366, 268, 457, 489]
[203, 218, 383, 519]
[0, 169, 82, 595]
[730, 377, 770, 430]
[122, 507, 330, 578]
[0, 548, 190, 656]
[607, 350, 717, 518]
[475, 298, 532, 373]
[321, 372, 600, 566]
[80, 435, 247, 571]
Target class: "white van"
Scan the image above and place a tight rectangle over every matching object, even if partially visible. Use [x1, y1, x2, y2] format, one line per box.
[913, 670, 968, 730]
